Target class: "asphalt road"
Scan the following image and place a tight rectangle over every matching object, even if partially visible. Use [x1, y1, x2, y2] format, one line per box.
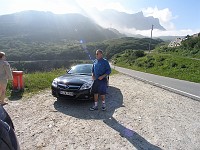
[111, 65, 200, 101]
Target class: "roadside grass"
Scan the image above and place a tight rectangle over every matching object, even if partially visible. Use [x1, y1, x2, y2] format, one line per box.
[6, 68, 66, 97]
[6, 68, 118, 98]
[115, 53, 200, 83]
[110, 68, 119, 75]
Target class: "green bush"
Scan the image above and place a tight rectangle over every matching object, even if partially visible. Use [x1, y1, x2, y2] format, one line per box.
[157, 56, 166, 62]
[133, 50, 145, 58]
[171, 62, 178, 67]
[180, 64, 187, 68]
[146, 62, 154, 68]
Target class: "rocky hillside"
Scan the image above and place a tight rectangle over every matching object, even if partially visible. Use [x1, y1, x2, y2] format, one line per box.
[0, 10, 124, 42]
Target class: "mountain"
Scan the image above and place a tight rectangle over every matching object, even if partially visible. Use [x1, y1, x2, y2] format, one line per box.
[90, 9, 165, 31]
[0, 10, 124, 42]
[0, 10, 166, 42]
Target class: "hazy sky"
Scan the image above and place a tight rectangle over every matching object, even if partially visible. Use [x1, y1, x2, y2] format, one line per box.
[0, 0, 199, 37]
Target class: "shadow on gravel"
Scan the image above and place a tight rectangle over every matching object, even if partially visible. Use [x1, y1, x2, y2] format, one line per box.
[103, 117, 161, 150]
[54, 86, 161, 150]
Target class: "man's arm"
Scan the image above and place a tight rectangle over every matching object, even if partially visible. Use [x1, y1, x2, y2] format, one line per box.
[98, 61, 111, 80]
[104, 61, 111, 75]
[4, 62, 13, 80]
[92, 64, 95, 80]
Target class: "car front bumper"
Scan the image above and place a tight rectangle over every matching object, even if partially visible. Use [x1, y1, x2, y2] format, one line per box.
[51, 86, 93, 100]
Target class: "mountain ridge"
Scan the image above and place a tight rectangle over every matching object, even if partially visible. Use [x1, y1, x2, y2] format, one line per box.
[89, 9, 165, 31]
[0, 10, 124, 42]
[0, 10, 170, 42]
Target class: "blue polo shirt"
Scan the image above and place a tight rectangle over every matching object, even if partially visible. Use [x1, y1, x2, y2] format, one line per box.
[92, 58, 111, 80]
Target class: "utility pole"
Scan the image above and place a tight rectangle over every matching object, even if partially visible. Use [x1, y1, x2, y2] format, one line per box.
[149, 25, 154, 52]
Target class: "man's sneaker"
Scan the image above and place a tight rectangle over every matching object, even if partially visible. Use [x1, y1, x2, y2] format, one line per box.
[89, 105, 98, 111]
[102, 104, 106, 111]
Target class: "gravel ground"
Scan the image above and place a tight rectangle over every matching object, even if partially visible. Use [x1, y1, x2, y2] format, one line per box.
[4, 73, 200, 150]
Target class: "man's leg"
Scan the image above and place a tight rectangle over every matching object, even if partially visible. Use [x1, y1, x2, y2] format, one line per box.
[94, 93, 99, 106]
[101, 95, 106, 111]
[90, 93, 99, 111]
[0, 83, 7, 104]
[98, 79, 107, 111]
[90, 80, 99, 110]
[101, 95, 105, 102]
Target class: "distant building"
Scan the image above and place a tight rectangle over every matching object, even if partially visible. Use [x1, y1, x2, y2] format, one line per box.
[192, 32, 200, 38]
[168, 37, 183, 47]
[168, 32, 200, 48]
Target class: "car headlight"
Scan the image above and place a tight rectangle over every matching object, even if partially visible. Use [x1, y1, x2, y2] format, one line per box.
[52, 79, 58, 88]
[80, 81, 93, 90]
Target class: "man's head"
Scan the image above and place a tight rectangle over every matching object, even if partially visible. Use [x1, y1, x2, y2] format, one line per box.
[0, 52, 5, 60]
[96, 49, 103, 60]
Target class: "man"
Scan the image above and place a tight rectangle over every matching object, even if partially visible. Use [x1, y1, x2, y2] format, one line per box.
[0, 52, 13, 106]
[90, 49, 111, 111]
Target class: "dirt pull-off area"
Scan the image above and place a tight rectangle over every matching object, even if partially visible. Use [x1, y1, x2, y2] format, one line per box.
[4, 74, 200, 150]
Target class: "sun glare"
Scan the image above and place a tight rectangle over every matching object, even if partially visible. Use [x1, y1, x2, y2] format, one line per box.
[8, 0, 82, 14]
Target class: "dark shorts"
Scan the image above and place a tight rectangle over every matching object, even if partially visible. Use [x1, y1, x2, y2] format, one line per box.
[91, 78, 107, 95]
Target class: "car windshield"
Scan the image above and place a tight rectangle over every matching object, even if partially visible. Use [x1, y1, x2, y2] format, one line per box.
[68, 64, 92, 75]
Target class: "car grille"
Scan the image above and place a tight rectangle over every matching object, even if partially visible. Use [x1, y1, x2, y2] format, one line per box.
[58, 83, 81, 91]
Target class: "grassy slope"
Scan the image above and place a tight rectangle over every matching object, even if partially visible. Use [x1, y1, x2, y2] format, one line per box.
[115, 53, 200, 83]
[6, 69, 66, 97]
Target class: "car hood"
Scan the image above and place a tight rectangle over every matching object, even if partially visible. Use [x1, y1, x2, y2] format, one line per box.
[56, 74, 93, 85]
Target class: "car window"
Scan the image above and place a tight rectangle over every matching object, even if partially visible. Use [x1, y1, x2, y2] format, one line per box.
[68, 64, 92, 74]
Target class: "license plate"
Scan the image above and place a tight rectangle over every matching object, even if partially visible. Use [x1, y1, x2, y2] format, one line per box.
[60, 91, 74, 96]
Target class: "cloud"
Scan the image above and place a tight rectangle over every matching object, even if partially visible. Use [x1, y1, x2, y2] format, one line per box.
[98, 2, 133, 13]
[4, 0, 82, 14]
[118, 27, 199, 37]
[76, 0, 133, 13]
[75, 2, 198, 37]
[142, 6, 177, 30]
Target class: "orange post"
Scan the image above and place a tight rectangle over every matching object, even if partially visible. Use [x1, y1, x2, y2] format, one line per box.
[12, 71, 24, 91]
